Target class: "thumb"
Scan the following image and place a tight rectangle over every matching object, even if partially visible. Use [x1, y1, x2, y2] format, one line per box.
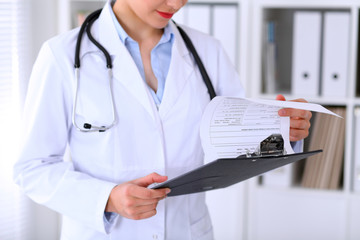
[276, 94, 286, 101]
[132, 172, 168, 187]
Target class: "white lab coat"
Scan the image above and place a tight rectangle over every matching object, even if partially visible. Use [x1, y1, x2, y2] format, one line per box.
[14, 1, 245, 239]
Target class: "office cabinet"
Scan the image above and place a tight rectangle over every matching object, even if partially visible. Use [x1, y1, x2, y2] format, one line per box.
[58, 0, 360, 239]
[249, 1, 359, 239]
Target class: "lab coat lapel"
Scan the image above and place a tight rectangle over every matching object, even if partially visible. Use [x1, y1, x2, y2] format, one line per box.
[96, 3, 155, 120]
[159, 21, 194, 119]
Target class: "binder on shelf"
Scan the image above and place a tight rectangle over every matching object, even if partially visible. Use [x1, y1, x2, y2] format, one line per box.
[186, 4, 211, 34]
[213, 5, 238, 65]
[291, 11, 322, 97]
[301, 107, 346, 189]
[353, 108, 360, 192]
[263, 21, 278, 94]
[321, 12, 350, 98]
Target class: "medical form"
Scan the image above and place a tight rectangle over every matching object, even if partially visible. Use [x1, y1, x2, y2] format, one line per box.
[200, 96, 340, 161]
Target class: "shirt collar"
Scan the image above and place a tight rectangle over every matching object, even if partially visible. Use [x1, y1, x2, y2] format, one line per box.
[109, 2, 174, 45]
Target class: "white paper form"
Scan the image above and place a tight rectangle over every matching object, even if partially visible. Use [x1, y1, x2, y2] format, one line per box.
[200, 96, 340, 161]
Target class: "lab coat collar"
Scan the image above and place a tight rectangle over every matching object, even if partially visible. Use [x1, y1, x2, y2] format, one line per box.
[168, 21, 191, 58]
[97, 1, 126, 59]
[97, 2, 157, 120]
[158, 21, 194, 118]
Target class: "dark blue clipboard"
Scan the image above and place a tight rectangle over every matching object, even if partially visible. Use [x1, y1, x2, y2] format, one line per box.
[152, 150, 322, 196]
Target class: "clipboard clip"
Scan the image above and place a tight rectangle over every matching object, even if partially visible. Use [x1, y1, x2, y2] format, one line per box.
[241, 134, 286, 158]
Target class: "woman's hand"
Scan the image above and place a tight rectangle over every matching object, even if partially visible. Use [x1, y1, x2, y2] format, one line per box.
[105, 172, 170, 220]
[276, 94, 312, 142]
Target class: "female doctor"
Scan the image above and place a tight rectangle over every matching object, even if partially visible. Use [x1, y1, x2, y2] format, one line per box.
[14, 0, 311, 239]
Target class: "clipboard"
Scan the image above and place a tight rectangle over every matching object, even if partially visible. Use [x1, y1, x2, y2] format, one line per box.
[152, 150, 321, 196]
[152, 135, 322, 196]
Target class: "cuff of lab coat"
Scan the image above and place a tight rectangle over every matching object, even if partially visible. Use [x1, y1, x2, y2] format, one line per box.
[104, 212, 119, 233]
[95, 182, 118, 234]
[290, 140, 303, 153]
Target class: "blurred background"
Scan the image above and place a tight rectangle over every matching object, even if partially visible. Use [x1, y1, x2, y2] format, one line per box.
[1, 1, 60, 239]
[1, 0, 360, 240]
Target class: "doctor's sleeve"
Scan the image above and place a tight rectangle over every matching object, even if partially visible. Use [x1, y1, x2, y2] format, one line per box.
[13, 41, 118, 234]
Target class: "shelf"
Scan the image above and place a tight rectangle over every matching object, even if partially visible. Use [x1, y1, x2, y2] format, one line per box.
[260, 8, 352, 98]
[356, 8, 360, 99]
[249, 185, 349, 240]
[250, 0, 358, 236]
[255, 183, 346, 197]
[255, 0, 358, 8]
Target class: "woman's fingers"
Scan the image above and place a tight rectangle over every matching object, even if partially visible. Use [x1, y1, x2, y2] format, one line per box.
[123, 202, 159, 220]
[105, 173, 170, 220]
[123, 183, 170, 200]
[276, 95, 312, 142]
[279, 108, 312, 120]
[132, 172, 168, 187]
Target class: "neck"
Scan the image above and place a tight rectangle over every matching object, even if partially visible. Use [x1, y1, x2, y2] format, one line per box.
[112, 1, 164, 43]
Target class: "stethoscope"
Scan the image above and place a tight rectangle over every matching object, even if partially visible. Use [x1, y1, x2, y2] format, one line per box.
[73, 9, 216, 132]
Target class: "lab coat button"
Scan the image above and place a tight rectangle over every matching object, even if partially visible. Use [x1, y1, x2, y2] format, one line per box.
[152, 234, 158, 239]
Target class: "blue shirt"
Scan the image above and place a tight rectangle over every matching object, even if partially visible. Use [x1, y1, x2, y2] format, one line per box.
[109, 6, 174, 107]
[103, 6, 175, 228]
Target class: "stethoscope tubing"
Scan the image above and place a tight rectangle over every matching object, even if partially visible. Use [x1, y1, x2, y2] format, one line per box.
[72, 68, 117, 132]
[72, 8, 216, 132]
[173, 21, 216, 100]
[73, 9, 117, 132]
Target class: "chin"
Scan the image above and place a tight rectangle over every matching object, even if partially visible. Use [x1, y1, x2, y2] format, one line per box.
[153, 21, 170, 29]
[148, 16, 171, 29]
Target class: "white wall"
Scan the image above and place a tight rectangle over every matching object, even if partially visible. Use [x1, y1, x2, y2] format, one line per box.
[27, 1, 61, 239]
[31, 0, 59, 60]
